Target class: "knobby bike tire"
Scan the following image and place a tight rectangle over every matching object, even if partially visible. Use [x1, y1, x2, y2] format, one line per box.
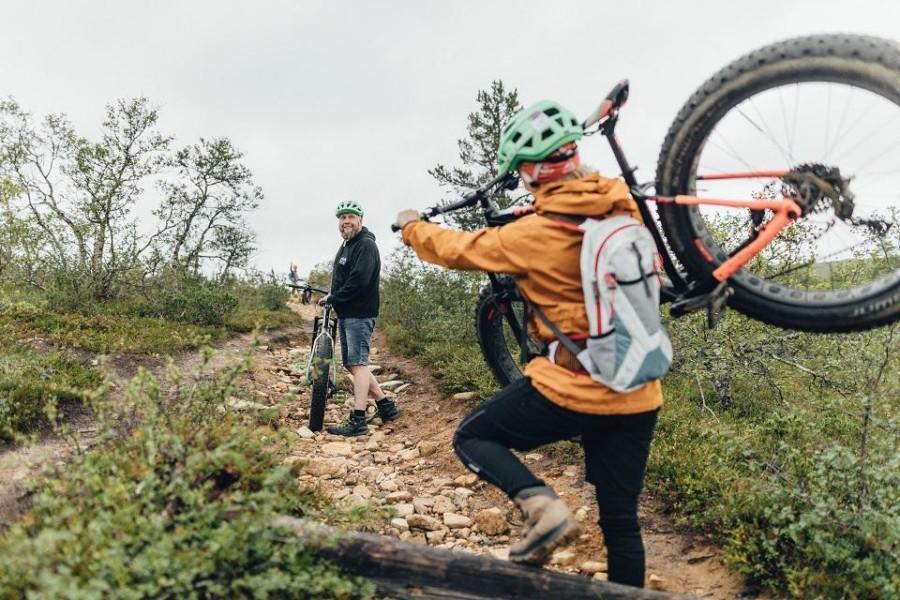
[656, 34, 900, 332]
[309, 335, 332, 431]
[475, 278, 526, 387]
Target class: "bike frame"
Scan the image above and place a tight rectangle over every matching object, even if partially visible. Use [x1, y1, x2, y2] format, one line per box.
[598, 103, 801, 291]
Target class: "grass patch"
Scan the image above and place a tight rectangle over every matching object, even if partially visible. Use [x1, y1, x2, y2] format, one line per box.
[0, 333, 101, 441]
[225, 307, 303, 333]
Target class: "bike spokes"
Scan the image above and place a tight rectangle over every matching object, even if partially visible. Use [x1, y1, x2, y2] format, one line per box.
[692, 81, 899, 293]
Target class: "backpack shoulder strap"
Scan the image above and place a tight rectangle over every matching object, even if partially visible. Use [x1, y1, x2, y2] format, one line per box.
[520, 295, 584, 358]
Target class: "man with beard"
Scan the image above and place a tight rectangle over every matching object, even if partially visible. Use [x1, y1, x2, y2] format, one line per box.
[320, 200, 400, 436]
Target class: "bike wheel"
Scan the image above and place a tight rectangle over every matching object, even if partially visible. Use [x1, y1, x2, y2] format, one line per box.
[475, 277, 542, 387]
[309, 335, 331, 431]
[656, 34, 900, 332]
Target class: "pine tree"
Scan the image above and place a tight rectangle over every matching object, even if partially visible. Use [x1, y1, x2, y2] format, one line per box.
[429, 81, 525, 231]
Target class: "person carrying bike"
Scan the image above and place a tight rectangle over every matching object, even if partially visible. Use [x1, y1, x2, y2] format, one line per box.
[395, 101, 663, 587]
[323, 200, 400, 436]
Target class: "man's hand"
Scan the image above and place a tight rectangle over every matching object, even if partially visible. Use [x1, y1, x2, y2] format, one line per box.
[395, 210, 421, 231]
[317, 294, 330, 307]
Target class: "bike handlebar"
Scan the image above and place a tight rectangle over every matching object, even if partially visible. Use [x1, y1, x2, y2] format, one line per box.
[286, 282, 330, 295]
[390, 172, 519, 232]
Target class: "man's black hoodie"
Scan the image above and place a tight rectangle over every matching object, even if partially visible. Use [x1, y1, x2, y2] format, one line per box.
[330, 227, 380, 318]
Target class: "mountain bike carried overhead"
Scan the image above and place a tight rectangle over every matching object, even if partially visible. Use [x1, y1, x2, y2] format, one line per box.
[288, 282, 335, 430]
[393, 34, 900, 387]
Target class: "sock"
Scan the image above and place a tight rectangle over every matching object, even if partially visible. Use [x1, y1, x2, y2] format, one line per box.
[352, 409, 366, 418]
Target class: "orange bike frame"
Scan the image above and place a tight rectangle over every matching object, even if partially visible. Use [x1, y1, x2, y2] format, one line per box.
[650, 169, 803, 282]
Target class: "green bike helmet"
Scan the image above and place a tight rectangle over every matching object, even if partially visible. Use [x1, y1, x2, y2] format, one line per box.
[497, 100, 583, 173]
[335, 200, 364, 217]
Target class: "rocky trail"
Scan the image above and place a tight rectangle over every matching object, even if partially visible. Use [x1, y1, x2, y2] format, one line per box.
[258, 304, 756, 599]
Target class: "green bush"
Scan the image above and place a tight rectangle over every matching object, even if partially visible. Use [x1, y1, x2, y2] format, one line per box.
[380, 248, 496, 397]
[648, 313, 899, 598]
[727, 442, 899, 598]
[0, 351, 376, 599]
[139, 279, 239, 326]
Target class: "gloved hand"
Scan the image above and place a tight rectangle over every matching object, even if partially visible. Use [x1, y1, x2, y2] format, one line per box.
[395, 210, 421, 230]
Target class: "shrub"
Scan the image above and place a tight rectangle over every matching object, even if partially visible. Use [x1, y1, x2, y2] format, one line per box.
[138, 279, 239, 326]
[726, 442, 899, 598]
[0, 350, 376, 598]
[380, 248, 496, 397]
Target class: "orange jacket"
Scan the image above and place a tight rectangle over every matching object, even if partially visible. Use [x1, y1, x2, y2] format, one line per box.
[402, 172, 664, 415]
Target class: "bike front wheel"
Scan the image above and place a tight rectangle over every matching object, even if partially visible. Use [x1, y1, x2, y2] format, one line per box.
[309, 335, 332, 431]
[656, 34, 900, 332]
[475, 277, 543, 387]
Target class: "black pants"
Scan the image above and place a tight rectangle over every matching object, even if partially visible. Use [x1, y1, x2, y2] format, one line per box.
[453, 377, 658, 588]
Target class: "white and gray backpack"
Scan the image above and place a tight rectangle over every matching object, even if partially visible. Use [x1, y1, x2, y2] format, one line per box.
[530, 214, 672, 393]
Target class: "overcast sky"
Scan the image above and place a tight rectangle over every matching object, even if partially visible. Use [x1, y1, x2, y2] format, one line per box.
[2, 0, 898, 278]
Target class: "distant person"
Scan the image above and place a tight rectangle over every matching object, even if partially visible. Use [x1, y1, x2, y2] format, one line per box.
[394, 101, 664, 587]
[288, 261, 301, 302]
[320, 200, 400, 436]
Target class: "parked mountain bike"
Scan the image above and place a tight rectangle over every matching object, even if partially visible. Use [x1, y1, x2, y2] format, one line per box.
[287, 282, 336, 430]
[394, 34, 900, 387]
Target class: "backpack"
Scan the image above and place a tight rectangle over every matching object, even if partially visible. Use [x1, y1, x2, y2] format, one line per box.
[530, 214, 672, 393]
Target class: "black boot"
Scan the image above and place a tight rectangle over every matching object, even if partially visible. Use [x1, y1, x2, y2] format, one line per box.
[327, 410, 368, 437]
[374, 397, 400, 422]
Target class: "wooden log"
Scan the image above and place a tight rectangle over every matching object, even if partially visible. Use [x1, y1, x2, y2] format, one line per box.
[274, 516, 692, 600]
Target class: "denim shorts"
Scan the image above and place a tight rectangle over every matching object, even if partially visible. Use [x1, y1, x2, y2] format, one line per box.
[338, 317, 375, 367]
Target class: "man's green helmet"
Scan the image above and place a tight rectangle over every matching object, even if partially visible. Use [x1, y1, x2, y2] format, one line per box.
[497, 100, 583, 173]
[335, 200, 364, 217]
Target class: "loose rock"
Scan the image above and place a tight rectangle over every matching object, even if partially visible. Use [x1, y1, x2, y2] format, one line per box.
[443, 513, 472, 529]
[426, 529, 447, 544]
[407, 514, 441, 531]
[579, 561, 607, 575]
[551, 550, 577, 566]
[321, 442, 353, 456]
[473, 508, 510, 536]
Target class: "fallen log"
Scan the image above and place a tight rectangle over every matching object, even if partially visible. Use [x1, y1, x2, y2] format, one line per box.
[274, 516, 692, 600]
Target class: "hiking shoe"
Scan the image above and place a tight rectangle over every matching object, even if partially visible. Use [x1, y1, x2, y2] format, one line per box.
[509, 486, 580, 565]
[375, 397, 400, 422]
[327, 411, 368, 437]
